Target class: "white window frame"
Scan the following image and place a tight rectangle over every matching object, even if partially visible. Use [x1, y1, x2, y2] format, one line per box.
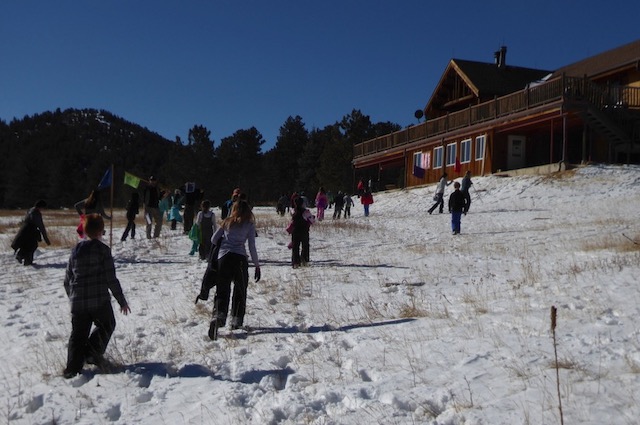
[413, 151, 422, 168]
[446, 143, 457, 167]
[433, 146, 443, 169]
[461, 139, 471, 163]
[475, 135, 486, 161]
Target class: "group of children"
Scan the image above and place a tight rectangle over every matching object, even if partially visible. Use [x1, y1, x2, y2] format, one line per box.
[58, 185, 262, 378]
[16, 171, 474, 379]
[428, 170, 474, 235]
[314, 188, 356, 220]
[118, 185, 218, 261]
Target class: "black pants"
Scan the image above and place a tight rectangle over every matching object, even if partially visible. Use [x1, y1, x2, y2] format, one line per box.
[121, 219, 136, 240]
[16, 244, 37, 265]
[212, 253, 249, 327]
[65, 303, 116, 374]
[292, 231, 310, 266]
[199, 225, 213, 261]
[183, 204, 195, 234]
[462, 190, 471, 213]
[428, 193, 444, 214]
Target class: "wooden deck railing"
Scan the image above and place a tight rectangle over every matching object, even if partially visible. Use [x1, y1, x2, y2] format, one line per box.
[354, 76, 640, 158]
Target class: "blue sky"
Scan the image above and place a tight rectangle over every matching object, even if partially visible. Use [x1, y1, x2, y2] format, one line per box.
[1, 1, 639, 151]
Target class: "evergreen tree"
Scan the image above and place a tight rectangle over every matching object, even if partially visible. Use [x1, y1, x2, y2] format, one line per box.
[296, 127, 328, 193]
[215, 127, 265, 202]
[270, 116, 309, 195]
[317, 124, 352, 193]
[0, 107, 399, 207]
[186, 124, 217, 200]
[340, 109, 375, 146]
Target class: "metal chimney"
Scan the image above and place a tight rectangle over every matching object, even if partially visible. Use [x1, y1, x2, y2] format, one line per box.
[498, 46, 507, 68]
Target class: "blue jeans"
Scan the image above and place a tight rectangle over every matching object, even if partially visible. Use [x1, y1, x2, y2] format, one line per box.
[451, 211, 462, 233]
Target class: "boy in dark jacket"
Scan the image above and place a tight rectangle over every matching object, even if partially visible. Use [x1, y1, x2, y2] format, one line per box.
[63, 214, 130, 378]
[290, 197, 315, 268]
[448, 181, 468, 235]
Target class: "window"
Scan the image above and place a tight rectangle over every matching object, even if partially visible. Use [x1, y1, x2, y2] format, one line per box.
[446, 143, 457, 167]
[433, 146, 443, 169]
[413, 151, 422, 168]
[461, 139, 471, 163]
[412, 152, 424, 178]
[475, 135, 486, 161]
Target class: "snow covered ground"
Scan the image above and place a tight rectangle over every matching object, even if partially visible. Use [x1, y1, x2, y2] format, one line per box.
[1, 164, 639, 425]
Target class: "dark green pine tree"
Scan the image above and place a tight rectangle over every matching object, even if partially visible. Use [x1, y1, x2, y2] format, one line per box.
[186, 125, 218, 201]
[316, 124, 351, 193]
[215, 127, 265, 202]
[295, 127, 328, 194]
[270, 116, 309, 196]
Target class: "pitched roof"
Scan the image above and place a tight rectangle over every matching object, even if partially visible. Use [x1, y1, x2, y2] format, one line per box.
[424, 59, 551, 113]
[551, 39, 640, 79]
[452, 59, 552, 97]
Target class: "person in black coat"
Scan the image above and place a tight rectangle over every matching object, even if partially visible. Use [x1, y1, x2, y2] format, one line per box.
[143, 176, 163, 239]
[121, 192, 139, 241]
[11, 199, 51, 266]
[75, 190, 111, 219]
[181, 182, 202, 234]
[460, 170, 473, 213]
[448, 181, 468, 235]
[290, 197, 315, 268]
[332, 191, 345, 219]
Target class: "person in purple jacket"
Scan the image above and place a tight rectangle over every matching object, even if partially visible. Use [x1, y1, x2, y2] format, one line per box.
[63, 214, 130, 378]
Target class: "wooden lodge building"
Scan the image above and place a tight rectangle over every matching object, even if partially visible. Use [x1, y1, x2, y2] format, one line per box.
[353, 40, 640, 189]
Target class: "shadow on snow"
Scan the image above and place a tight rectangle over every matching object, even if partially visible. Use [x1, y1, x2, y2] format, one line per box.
[249, 317, 416, 336]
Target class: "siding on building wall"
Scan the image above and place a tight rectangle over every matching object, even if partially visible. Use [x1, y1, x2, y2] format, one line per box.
[405, 132, 491, 186]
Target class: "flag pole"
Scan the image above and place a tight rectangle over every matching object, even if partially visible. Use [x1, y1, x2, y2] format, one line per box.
[109, 163, 114, 248]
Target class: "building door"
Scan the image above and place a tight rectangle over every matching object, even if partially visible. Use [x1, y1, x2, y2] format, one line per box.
[507, 135, 526, 170]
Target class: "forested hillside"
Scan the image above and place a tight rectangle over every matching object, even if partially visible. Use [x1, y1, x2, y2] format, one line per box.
[0, 108, 400, 209]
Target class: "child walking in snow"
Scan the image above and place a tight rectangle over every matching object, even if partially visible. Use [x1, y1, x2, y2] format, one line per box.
[343, 193, 354, 218]
[315, 187, 328, 221]
[448, 181, 468, 235]
[207, 200, 261, 340]
[289, 196, 315, 268]
[63, 214, 130, 378]
[196, 200, 217, 260]
[121, 192, 139, 241]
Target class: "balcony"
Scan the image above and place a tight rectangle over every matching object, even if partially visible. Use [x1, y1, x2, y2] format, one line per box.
[354, 76, 640, 159]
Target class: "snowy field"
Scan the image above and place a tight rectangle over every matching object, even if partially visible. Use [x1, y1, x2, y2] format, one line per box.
[1, 164, 639, 425]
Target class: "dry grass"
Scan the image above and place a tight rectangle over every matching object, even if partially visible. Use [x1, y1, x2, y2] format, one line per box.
[461, 279, 490, 315]
[1, 209, 132, 250]
[539, 168, 578, 181]
[547, 357, 587, 374]
[625, 354, 640, 374]
[581, 233, 640, 252]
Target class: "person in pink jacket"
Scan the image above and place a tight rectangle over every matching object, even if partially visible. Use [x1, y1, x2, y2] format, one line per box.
[315, 187, 328, 221]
